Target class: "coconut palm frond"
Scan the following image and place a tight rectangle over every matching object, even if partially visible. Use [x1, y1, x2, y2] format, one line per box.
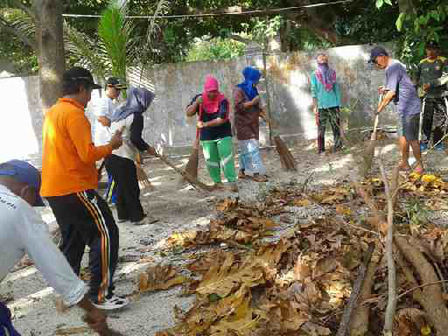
[98, 0, 133, 83]
[10, 13, 35, 38]
[64, 21, 110, 83]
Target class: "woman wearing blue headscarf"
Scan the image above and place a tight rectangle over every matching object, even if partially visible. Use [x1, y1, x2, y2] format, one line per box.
[106, 87, 158, 225]
[234, 67, 268, 182]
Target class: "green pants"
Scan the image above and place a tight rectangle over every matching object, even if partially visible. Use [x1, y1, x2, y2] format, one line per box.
[201, 137, 237, 183]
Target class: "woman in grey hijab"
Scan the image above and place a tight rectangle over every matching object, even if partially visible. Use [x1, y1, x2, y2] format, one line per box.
[106, 87, 158, 225]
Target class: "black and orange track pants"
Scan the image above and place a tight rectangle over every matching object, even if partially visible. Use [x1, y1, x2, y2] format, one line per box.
[47, 190, 119, 304]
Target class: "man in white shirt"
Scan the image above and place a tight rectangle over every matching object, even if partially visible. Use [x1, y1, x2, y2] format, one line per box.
[95, 77, 126, 146]
[95, 78, 127, 204]
[0, 160, 109, 335]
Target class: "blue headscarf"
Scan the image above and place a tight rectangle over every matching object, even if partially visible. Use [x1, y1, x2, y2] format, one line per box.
[0, 302, 21, 336]
[111, 87, 155, 122]
[237, 67, 261, 101]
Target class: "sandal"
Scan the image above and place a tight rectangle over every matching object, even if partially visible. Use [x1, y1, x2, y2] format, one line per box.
[251, 174, 268, 182]
[238, 172, 248, 179]
[213, 182, 225, 190]
[413, 165, 424, 175]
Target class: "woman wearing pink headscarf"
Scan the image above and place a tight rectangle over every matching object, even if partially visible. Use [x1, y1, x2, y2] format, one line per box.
[186, 76, 237, 192]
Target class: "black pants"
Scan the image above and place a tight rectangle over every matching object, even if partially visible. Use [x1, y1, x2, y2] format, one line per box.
[46, 190, 119, 304]
[422, 97, 448, 145]
[317, 107, 342, 153]
[105, 155, 145, 222]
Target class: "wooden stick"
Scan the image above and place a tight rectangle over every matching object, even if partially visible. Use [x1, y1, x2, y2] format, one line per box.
[397, 280, 448, 300]
[336, 243, 374, 336]
[379, 158, 397, 335]
[154, 152, 213, 191]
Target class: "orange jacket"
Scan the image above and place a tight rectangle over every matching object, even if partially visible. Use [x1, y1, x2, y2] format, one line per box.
[41, 98, 112, 197]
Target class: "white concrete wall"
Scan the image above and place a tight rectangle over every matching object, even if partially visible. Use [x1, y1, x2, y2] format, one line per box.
[0, 43, 398, 165]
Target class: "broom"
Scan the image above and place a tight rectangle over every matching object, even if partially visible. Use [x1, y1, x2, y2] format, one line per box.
[360, 95, 382, 178]
[154, 152, 213, 192]
[177, 136, 199, 189]
[262, 111, 297, 171]
[177, 105, 203, 189]
[136, 152, 154, 190]
[261, 48, 296, 172]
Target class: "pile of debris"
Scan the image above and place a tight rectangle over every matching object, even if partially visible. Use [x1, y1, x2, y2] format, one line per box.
[136, 173, 448, 336]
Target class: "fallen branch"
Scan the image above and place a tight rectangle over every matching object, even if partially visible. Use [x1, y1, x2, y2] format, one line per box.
[300, 171, 315, 193]
[350, 245, 382, 336]
[340, 220, 380, 237]
[354, 182, 385, 234]
[379, 158, 397, 336]
[336, 244, 374, 336]
[395, 236, 448, 335]
[397, 280, 448, 301]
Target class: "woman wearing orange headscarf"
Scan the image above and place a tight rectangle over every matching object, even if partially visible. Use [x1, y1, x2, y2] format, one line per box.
[186, 76, 237, 191]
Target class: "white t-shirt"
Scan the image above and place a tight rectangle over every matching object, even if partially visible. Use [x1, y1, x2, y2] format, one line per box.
[0, 185, 87, 307]
[109, 114, 138, 161]
[94, 96, 117, 146]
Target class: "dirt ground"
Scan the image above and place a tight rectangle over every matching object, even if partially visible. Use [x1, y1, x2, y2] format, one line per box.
[2, 136, 448, 335]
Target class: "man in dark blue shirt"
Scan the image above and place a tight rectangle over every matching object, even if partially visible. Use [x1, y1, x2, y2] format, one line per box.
[369, 46, 424, 174]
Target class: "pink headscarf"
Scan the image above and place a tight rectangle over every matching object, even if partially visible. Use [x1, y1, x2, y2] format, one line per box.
[315, 53, 336, 92]
[201, 76, 228, 117]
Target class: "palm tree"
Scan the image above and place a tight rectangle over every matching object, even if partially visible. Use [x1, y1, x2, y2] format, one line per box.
[97, 0, 133, 84]
[6, 0, 170, 89]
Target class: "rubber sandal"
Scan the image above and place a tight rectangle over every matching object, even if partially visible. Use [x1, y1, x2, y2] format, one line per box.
[251, 175, 268, 182]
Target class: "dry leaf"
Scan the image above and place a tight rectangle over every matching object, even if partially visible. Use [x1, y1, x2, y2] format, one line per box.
[196, 253, 264, 298]
[139, 265, 188, 292]
[293, 198, 311, 207]
[335, 204, 351, 216]
[55, 327, 90, 335]
[210, 295, 262, 336]
[313, 257, 337, 278]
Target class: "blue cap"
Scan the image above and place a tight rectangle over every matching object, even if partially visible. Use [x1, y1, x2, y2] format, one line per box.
[0, 160, 44, 206]
[369, 46, 389, 63]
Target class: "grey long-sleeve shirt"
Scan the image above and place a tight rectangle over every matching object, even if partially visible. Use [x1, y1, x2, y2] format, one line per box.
[0, 185, 87, 306]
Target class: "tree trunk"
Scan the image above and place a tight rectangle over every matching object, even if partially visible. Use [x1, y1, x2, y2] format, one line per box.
[33, 0, 65, 113]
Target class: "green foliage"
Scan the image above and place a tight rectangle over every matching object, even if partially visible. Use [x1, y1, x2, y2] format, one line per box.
[98, 0, 133, 82]
[335, 1, 400, 46]
[376, 0, 448, 70]
[404, 197, 429, 230]
[64, 22, 109, 83]
[185, 38, 245, 62]
[0, 9, 36, 74]
[251, 16, 282, 45]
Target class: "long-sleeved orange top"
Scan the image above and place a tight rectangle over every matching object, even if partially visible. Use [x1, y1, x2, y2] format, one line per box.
[40, 98, 113, 197]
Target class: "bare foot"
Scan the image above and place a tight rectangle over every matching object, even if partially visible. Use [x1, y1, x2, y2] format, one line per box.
[398, 162, 411, 171]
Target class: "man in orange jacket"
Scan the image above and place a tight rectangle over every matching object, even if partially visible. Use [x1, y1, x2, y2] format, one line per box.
[41, 67, 128, 310]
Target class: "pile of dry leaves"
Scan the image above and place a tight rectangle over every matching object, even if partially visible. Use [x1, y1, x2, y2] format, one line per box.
[136, 173, 448, 336]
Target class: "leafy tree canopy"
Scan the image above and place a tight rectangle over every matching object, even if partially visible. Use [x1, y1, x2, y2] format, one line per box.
[1, 0, 447, 74]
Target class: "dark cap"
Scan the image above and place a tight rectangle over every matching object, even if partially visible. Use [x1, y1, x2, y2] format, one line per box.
[425, 41, 440, 50]
[106, 77, 127, 90]
[0, 160, 44, 206]
[368, 46, 389, 63]
[63, 67, 102, 90]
